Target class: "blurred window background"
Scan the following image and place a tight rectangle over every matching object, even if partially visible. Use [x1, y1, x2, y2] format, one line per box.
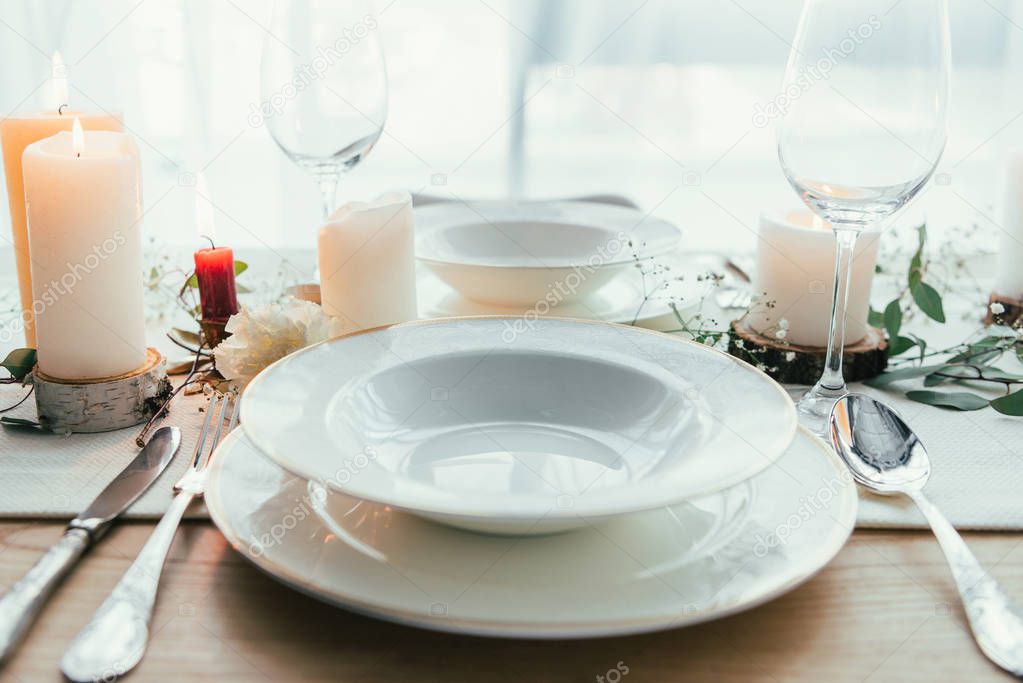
[0, 0, 1018, 252]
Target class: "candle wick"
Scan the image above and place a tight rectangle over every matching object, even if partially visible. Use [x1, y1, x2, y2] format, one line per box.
[58, 103, 68, 116]
[200, 234, 215, 249]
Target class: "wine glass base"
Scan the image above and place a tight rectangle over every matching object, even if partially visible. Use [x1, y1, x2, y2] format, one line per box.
[795, 383, 848, 438]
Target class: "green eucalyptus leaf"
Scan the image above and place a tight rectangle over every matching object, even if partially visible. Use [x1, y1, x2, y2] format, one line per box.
[949, 346, 1002, 366]
[883, 300, 902, 340]
[0, 416, 42, 430]
[973, 335, 1009, 348]
[921, 364, 978, 387]
[906, 223, 927, 290]
[918, 364, 1023, 388]
[1, 348, 37, 381]
[976, 367, 1023, 382]
[889, 336, 916, 356]
[991, 389, 1023, 416]
[864, 364, 943, 387]
[908, 252, 923, 290]
[911, 281, 945, 323]
[935, 364, 980, 380]
[234, 260, 248, 276]
[906, 390, 989, 411]
[908, 334, 927, 364]
[186, 273, 199, 288]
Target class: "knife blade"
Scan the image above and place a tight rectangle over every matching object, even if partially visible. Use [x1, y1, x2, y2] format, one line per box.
[0, 426, 181, 665]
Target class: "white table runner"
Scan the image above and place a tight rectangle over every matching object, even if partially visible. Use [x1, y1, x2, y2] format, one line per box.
[2, 377, 1019, 529]
[0, 247, 1019, 529]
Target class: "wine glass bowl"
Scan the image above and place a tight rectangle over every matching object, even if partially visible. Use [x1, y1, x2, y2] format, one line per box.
[260, 0, 388, 217]
[776, 0, 950, 431]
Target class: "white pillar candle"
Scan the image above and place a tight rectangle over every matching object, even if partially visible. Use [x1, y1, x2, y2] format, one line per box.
[23, 122, 147, 379]
[746, 210, 880, 348]
[319, 191, 418, 332]
[0, 52, 123, 347]
[994, 152, 1023, 300]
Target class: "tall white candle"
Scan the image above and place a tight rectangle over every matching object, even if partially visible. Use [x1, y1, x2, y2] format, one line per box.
[0, 52, 123, 347]
[23, 122, 147, 379]
[746, 210, 880, 348]
[994, 151, 1023, 300]
[319, 191, 418, 332]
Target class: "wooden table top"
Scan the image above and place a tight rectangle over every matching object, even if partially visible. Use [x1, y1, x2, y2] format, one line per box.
[0, 522, 1020, 683]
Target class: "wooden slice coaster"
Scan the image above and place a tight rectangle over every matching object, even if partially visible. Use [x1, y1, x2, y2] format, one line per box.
[728, 318, 888, 385]
[984, 293, 1023, 328]
[33, 348, 172, 433]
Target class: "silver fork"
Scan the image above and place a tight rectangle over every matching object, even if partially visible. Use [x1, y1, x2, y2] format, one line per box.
[60, 392, 239, 683]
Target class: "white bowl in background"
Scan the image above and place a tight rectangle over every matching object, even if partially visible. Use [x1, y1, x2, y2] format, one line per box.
[415, 201, 682, 306]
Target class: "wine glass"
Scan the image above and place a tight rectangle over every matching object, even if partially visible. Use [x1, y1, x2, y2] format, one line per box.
[259, 0, 388, 218]
[776, 0, 950, 433]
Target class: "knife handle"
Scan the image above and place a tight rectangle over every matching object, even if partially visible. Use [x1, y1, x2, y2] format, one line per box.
[0, 527, 91, 664]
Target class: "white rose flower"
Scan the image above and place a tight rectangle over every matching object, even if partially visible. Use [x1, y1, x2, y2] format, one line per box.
[214, 298, 347, 388]
[990, 302, 1006, 315]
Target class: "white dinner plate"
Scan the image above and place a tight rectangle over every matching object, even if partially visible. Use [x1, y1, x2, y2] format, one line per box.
[241, 318, 796, 534]
[417, 248, 708, 330]
[415, 200, 682, 305]
[206, 427, 857, 639]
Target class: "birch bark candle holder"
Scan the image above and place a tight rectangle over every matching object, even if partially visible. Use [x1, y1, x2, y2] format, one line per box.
[728, 319, 888, 385]
[33, 348, 172, 433]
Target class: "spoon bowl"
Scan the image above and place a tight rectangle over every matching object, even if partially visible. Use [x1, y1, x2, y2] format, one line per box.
[829, 393, 930, 493]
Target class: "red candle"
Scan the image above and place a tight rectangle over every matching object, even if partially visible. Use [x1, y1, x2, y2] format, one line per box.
[193, 246, 239, 323]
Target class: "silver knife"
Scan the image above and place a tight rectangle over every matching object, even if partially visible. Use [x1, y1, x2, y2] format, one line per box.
[0, 426, 181, 665]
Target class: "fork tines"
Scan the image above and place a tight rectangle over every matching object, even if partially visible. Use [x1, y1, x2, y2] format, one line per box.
[176, 391, 239, 491]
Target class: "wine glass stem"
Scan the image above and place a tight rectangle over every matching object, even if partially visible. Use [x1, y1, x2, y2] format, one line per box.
[317, 171, 340, 220]
[818, 227, 859, 391]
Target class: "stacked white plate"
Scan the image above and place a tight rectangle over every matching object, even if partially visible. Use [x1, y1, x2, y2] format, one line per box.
[207, 317, 857, 638]
[415, 200, 701, 329]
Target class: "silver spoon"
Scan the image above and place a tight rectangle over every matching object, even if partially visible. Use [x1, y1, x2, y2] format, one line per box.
[830, 393, 1023, 677]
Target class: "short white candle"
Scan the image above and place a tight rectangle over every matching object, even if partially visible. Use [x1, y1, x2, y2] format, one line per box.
[994, 152, 1023, 300]
[23, 122, 147, 379]
[746, 210, 880, 348]
[319, 191, 418, 332]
